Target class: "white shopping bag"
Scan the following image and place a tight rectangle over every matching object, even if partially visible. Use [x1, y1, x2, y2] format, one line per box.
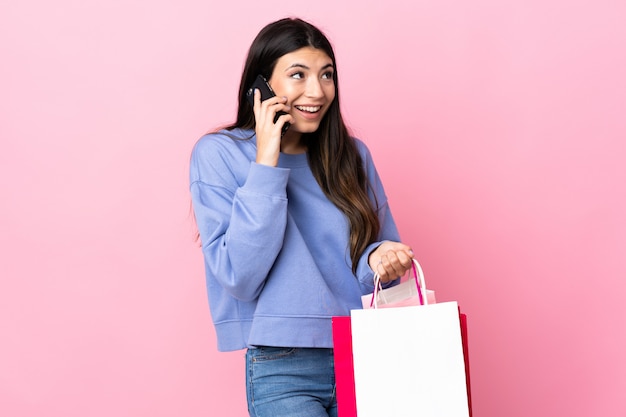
[351, 303, 469, 417]
[350, 259, 470, 417]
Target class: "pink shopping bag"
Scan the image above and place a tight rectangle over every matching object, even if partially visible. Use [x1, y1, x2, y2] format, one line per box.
[361, 259, 436, 309]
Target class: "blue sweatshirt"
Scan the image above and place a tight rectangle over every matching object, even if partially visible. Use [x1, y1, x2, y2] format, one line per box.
[190, 128, 401, 351]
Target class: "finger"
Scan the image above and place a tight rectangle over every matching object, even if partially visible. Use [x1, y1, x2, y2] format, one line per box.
[254, 89, 262, 110]
[274, 113, 293, 129]
[259, 95, 286, 109]
[380, 250, 413, 281]
[384, 251, 407, 279]
[376, 259, 389, 283]
[259, 98, 288, 122]
[272, 100, 291, 122]
[396, 250, 413, 272]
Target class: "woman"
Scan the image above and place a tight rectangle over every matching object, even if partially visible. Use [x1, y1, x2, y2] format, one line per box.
[190, 17, 414, 417]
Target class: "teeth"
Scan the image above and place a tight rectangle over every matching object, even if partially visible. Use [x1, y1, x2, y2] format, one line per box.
[295, 105, 321, 113]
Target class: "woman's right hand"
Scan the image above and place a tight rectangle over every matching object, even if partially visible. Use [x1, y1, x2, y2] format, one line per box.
[252, 89, 292, 167]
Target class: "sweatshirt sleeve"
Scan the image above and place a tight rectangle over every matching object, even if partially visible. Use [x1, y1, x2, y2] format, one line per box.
[353, 139, 403, 294]
[190, 134, 289, 301]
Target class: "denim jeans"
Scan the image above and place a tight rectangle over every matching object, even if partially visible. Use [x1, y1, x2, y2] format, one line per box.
[246, 347, 338, 417]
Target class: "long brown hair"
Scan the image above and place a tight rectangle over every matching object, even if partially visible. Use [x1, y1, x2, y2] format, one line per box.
[229, 18, 380, 272]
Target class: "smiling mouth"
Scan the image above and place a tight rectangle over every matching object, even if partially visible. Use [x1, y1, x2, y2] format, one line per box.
[295, 105, 322, 113]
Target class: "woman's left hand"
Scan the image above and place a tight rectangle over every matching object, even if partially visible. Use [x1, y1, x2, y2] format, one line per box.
[368, 241, 414, 284]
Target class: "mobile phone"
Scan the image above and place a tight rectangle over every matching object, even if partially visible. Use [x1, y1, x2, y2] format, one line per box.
[246, 74, 290, 135]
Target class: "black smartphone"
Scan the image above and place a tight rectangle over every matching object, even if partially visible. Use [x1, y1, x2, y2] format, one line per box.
[246, 74, 290, 135]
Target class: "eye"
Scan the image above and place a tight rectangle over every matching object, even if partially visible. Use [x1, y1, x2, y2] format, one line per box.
[290, 72, 304, 79]
[321, 71, 334, 80]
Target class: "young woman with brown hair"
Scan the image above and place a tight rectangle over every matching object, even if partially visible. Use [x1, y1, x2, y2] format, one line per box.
[190, 17, 414, 417]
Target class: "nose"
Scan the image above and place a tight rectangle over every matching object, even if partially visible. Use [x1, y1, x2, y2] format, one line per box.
[305, 78, 324, 98]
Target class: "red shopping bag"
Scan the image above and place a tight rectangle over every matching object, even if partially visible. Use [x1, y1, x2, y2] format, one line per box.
[460, 312, 473, 416]
[332, 316, 357, 417]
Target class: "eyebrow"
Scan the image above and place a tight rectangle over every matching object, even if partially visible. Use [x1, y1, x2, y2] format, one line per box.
[285, 63, 334, 71]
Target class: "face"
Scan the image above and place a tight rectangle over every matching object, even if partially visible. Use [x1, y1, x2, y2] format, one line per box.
[268, 47, 336, 136]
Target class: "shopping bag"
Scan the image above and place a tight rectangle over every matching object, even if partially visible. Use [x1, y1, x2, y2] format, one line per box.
[361, 259, 436, 309]
[351, 302, 470, 417]
[332, 316, 358, 417]
[333, 258, 471, 416]
[459, 312, 473, 417]
[332, 310, 472, 417]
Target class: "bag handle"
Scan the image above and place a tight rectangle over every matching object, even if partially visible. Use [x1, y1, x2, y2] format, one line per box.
[370, 258, 428, 309]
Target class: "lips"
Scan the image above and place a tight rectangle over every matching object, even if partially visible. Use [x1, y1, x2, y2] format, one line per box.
[295, 105, 322, 113]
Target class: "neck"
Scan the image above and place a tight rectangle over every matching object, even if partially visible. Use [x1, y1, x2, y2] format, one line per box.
[280, 130, 307, 154]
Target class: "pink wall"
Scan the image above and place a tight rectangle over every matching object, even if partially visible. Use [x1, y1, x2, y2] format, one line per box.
[1, 1, 624, 416]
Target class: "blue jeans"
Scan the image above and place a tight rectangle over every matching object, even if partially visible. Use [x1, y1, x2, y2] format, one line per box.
[246, 347, 338, 417]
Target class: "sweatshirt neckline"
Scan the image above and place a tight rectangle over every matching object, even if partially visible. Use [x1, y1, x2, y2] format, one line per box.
[278, 151, 308, 168]
[244, 130, 308, 168]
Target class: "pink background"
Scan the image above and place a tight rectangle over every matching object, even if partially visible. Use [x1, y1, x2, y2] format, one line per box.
[1, 1, 625, 416]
